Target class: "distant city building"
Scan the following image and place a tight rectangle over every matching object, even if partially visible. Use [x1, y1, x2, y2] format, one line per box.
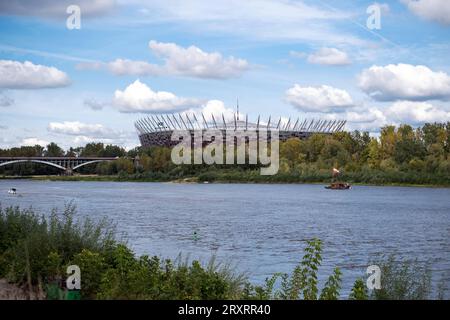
[135, 111, 346, 148]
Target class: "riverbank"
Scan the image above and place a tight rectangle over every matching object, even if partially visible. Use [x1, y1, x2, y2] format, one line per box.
[1, 173, 449, 188]
[1, 204, 442, 300]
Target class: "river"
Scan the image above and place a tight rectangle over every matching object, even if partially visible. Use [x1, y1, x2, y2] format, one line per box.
[0, 180, 449, 298]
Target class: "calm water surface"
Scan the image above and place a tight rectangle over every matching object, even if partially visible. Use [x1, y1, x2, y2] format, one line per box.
[0, 180, 449, 297]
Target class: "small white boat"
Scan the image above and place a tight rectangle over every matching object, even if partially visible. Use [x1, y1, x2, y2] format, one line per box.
[7, 188, 17, 195]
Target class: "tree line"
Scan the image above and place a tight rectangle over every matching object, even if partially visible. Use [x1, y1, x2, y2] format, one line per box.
[1, 123, 450, 185]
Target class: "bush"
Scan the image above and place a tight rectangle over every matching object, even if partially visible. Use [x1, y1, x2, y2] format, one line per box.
[0, 203, 116, 287]
[0, 204, 249, 300]
[349, 278, 368, 300]
[97, 248, 246, 300]
[369, 255, 431, 300]
[244, 239, 343, 300]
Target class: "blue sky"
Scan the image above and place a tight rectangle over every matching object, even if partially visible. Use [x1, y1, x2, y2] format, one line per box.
[0, 0, 449, 149]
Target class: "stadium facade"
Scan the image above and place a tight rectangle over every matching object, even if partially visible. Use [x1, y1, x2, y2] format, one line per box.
[135, 112, 346, 148]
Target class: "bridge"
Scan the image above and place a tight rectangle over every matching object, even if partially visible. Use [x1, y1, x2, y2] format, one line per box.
[0, 157, 118, 175]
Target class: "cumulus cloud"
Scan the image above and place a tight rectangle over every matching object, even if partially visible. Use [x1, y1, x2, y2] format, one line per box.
[0, 60, 70, 89]
[47, 121, 136, 148]
[106, 58, 161, 76]
[78, 59, 161, 77]
[79, 41, 250, 79]
[21, 137, 49, 146]
[285, 84, 354, 112]
[344, 108, 387, 132]
[358, 64, 450, 101]
[48, 121, 114, 137]
[113, 80, 202, 113]
[311, 105, 385, 132]
[322, 100, 450, 132]
[181, 99, 243, 123]
[386, 101, 450, 124]
[401, 0, 450, 25]
[307, 47, 351, 66]
[0, 0, 116, 18]
[148, 40, 249, 79]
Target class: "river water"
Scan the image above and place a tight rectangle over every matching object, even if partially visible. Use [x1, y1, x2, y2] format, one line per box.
[0, 180, 449, 298]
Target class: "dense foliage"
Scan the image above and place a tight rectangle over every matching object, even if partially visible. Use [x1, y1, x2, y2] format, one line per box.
[0, 205, 446, 299]
[0, 204, 243, 299]
[368, 255, 432, 300]
[1, 123, 449, 185]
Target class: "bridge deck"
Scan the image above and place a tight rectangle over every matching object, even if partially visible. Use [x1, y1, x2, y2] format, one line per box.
[0, 157, 120, 174]
[0, 157, 118, 160]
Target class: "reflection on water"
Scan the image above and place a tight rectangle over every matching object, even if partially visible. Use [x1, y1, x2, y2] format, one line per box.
[0, 180, 449, 298]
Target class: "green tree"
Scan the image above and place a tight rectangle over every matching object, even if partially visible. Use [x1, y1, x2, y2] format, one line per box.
[45, 142, 64, 157]
[81, 143, 105, 157]
[380, 125, 397, 160]
[367, 138, 381, 169]
[305, 134, 326, 162]
[393, 125, 425, 164]
[101, 145, 126, 157]
[280, 138, 306, 168]
[320, 138, 349, 167]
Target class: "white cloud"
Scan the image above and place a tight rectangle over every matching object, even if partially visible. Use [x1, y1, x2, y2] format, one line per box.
[113, 79, 202, 113]
[72, 135, 114, 145]
[80, 41, 250, 79]
[48, 121, 114, 137]
[386, 101, 450, 124]
[322, 101, 450, 132]
[358, 64, 450, 101]
[401, 0, 450, 25]
[0, 0, 116, 18]
[316, 106, 386, 132]
[0, 60, 70, 89]
[345, 108, 387, 132]
[106, 58, 161, 76]
[148, 40, 249, 79]
[285, 84, 354, 112]
[77, 59, 160, 77]
[182, 99, 242, 123]
[21, 137, 49, 146]
[47, 121, 137, 148]
[307, 47, 351, 66]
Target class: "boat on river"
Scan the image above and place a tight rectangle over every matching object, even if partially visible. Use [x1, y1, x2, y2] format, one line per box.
[325, 182, 351, 190]
[7, 188, 17, 194]
[325, 168, 351, 190]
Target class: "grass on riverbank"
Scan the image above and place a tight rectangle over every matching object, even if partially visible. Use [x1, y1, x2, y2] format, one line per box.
[4, 168, 449, 188]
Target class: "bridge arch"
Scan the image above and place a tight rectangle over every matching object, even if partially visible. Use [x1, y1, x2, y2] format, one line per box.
[72, 159, 114, 171]
[0, 160, 66, 171]
[0, 158, 118, 173]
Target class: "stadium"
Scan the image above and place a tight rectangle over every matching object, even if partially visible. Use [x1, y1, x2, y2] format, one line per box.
[135, 112, 346, 148]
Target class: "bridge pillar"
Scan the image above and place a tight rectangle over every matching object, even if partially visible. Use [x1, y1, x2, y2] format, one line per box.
[65, 168, 73, 176]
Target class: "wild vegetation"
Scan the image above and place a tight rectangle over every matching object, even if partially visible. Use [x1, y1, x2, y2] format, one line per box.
[0, 204, 445, 299]
[1, 123, 449, 186]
